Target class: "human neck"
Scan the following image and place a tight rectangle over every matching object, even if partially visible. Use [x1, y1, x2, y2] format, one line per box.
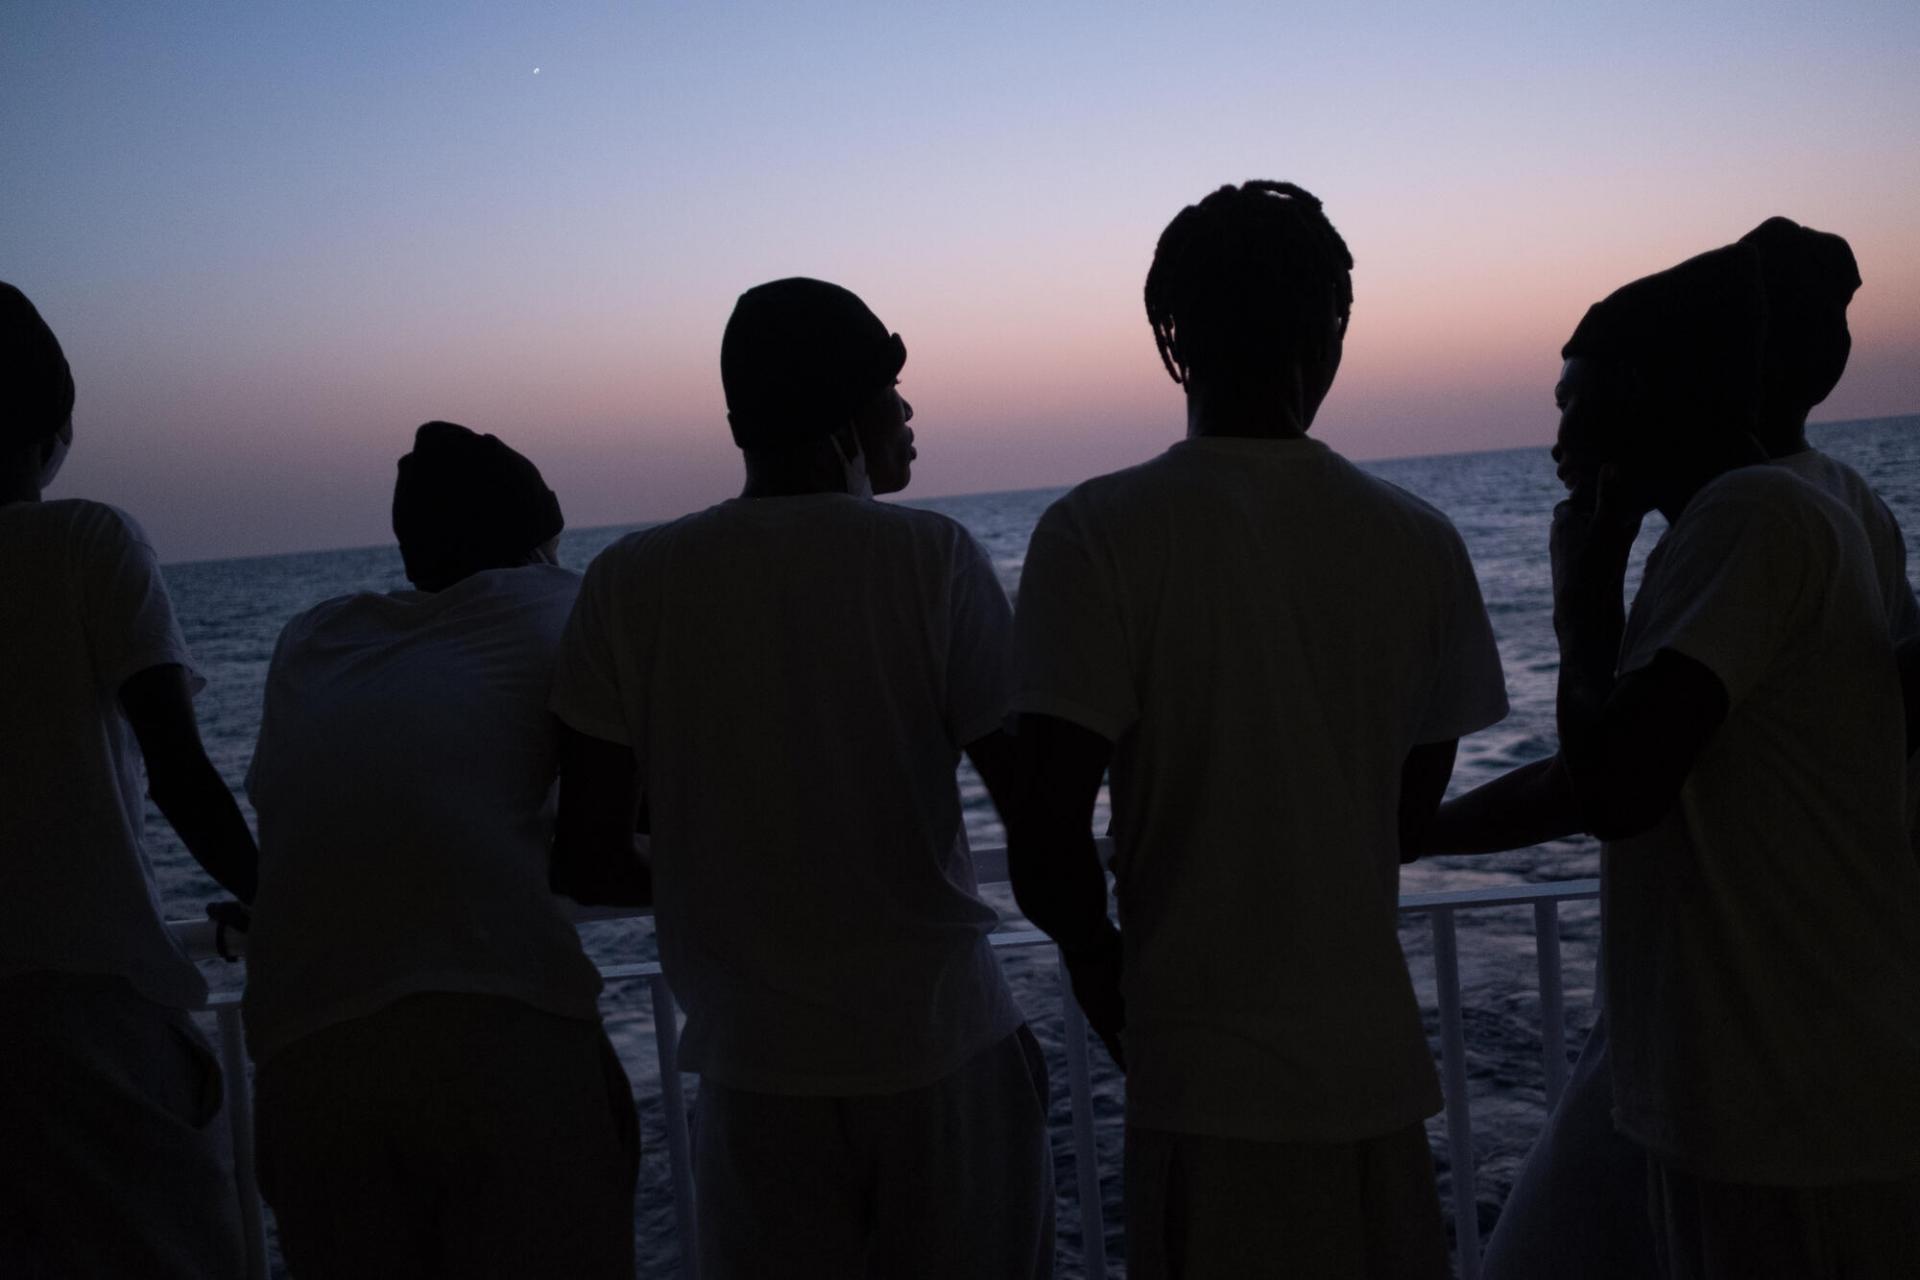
[1184, 370, 1313, 441]
[1656, 436, 1769, 522]
[0, 451, 41, 505]
[1757, 409, 1812, 460]
[740, 438, 855, 498]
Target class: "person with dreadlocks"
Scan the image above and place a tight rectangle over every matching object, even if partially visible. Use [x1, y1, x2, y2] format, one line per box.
[0, 282, 255, 1277]
[1424, 241, 1920, 1278]
[1007, 181, 1508, 1278]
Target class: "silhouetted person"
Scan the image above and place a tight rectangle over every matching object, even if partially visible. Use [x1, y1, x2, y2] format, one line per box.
[243, 422, 636, 1279]
[1743, 216, 1920, 638]
[1006, 182, 1508, 1279]
[1462, 221, 1920, 1280]
[1432, 244, 1920, 1279]
[549, 278, 1053, 1279]
[0, 282, 254, 1278]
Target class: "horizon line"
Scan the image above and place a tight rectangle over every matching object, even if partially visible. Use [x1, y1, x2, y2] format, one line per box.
[160, 410, 1919, 569]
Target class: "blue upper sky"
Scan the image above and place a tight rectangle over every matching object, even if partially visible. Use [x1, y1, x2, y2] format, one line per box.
[6, 2, 1917, 558]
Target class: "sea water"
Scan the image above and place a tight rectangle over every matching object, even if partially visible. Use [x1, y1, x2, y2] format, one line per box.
[149, 415, 1920, 1275]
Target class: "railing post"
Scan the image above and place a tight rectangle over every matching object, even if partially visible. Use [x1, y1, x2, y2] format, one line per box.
[1533, 898, 1568, 1110]
[1430, 908, 1480, 1280]
[1057, 950, 1108, 1280]
[649, 975, 700, 1280]
[214, 1004, 269, 1280]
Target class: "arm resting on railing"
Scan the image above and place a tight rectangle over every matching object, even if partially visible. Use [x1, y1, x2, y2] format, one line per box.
[122, 663, 259, 903]
[1420, 754, 1580, 857]
[1006, 712, 1125, 1068]
[1397, 738, 1459, 862]
[552, 720, 653, 907]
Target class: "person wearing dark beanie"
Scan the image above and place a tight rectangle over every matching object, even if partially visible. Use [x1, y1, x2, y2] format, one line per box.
[1730, 218, 1920, 647]
[1738, 215, 1861, 457]
[549, 278, 1052, 1277]
[244, 424, 636, 1276]
[2, 281, 256, 1276]
[1428, 242, 1920, 1279]
[721, 277, 917, 498]
[392, 420, 565, 592]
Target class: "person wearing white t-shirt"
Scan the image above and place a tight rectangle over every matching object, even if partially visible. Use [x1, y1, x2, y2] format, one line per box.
[1446, 223, 1920, 1280]
[549, 278, 1052, 1279]
[1008, 182, 1509, 1280]
[0, 283, 256, 1278]
[1743, 216, 1920, 642]
[244, 422, 636, 1279]
[1432, 244, 1920, 1277]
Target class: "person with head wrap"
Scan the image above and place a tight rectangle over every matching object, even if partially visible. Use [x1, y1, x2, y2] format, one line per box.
[1422, 244, 1920, 1278]
[548, 278, 1054, 1278]
[242, 422, 637, 1278]
[0, 282, 256, 1277]
[1738, 217, 1920, 642]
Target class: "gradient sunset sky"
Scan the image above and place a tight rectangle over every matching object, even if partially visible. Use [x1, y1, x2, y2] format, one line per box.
[6, 2, 1918, 561]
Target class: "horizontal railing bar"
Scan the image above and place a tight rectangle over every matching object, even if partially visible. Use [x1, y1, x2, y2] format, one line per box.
[1399, 878, 1599, 911]
[167, 855, 1598, 965]
[166, 840, 1587, 1280]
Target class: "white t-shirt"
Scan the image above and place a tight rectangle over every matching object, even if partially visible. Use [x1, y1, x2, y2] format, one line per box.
[1012, 436, 1510, 1143]
[1607, 465, 1920, 1184]
[243, 565, 603, 1063]
[0, 500, 207, 1010]
[550, 495, 1023, 1096]
[1775, 447, 1920, 642]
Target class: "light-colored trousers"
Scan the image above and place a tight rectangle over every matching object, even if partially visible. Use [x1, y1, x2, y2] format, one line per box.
[692, 1023, 1056, 1279]
[254, 992, 639, 1280]
[0, 972, 245, 1280]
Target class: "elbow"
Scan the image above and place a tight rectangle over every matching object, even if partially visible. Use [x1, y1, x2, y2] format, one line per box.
[1579, 788, 1672, 842]
[145, 760, 208, 823]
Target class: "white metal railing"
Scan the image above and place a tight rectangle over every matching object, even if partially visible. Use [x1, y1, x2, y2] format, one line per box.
[170, 856, 1600, 1280]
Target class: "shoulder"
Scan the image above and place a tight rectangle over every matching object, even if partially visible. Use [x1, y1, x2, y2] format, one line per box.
[1035, 457, 1176, 536]
[1689, 464, 1843, 527]
[580, 519, 682, 581]
[883, 501, 983, 551]
[482, 562, 582, 605]
[1354, 468, 1469, 540]
[1669, 466, 1857, 572]
[37, 498, 155, 553]
[1777, 449, 1898, 527]
[271, 589, 384, 654]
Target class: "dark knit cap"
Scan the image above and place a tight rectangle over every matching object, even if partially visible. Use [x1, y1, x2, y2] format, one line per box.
[1562, 243, 1768, 433]
[720, 278, 907, 449]
[1737, 216, 1859, 414]
[391, 421, 564, 591]
[1, 282, 76, 451]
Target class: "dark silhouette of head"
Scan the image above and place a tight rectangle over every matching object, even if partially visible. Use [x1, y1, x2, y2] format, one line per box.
[722, 278, 915, 495]
[1736, 216, 1860, 454]
[1555, 243, 1768, 515]
[1, 282, 77, 479]
[391, 421, 564, 591]
[1144, 181, 1353, 431]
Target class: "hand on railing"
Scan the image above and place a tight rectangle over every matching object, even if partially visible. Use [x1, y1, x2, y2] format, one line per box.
[1063, 928, 1127, 1071]
[206, 900, 252, 962]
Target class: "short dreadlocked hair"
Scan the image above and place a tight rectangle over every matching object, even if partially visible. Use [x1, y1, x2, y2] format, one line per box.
[1144, 181, 1354, 386]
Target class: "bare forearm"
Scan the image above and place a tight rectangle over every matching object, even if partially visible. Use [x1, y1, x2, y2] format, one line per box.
[1422, 755, 1581, 855]
[150, 760, 258, 903]
[1009, 822, 1116, 956]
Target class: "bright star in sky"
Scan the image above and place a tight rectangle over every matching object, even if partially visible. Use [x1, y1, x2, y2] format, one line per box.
[532, 67, 540, 75]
